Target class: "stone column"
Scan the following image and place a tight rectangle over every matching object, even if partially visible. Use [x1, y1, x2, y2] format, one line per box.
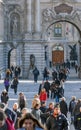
[25, 0, 32, 40]
[26, 0, 32, 32]
[34, 0, 41, 32]
[34, 0, 41, 39]
[78, 40, 81, 78]
[78, 37, 81, 79]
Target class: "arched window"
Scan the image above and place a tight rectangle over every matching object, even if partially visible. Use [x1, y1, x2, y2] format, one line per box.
[53, 45, 63, 51]
[54, 23, 62, 37]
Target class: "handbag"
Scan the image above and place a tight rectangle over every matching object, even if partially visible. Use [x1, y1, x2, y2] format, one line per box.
[11, 84, 14, 89]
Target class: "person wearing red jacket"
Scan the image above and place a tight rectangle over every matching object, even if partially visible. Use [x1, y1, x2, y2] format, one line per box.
[0, 110, 15, 130]
[39, 88, 47, 104]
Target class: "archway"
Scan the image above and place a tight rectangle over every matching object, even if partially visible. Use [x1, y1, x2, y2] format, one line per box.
[45, 19, 81, 77]
[8, 49, 13, 69]
[8, 48, 16, 69]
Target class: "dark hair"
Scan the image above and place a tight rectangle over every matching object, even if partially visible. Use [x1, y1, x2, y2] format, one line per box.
[18, 113, 44, 129]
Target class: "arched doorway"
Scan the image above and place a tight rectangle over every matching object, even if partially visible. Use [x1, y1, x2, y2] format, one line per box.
[52, 45, 64, 65]
[8, 48, 16, 69]
[47, 21, 80, 65]
[46, 20, 81, 77]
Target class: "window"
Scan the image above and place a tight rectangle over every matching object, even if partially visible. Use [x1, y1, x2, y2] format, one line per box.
[54, 23, 62, 37]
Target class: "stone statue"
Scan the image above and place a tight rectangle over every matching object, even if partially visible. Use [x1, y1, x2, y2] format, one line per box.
[12, 17, 18, 34]
[30, 54, 35, 69]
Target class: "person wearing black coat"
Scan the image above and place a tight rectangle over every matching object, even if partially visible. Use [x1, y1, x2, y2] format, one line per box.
[74, 106, 81, 130]
[38, 81, 44, 95]
[46, 104, 69, 130]
[33, 67, 39, 83]
[1, 90, 9, 104]
[59, 97, 68, 117]
[43, 67, 49, 81]
[44, 80, 50, 98]
[12, 77, 19, 94]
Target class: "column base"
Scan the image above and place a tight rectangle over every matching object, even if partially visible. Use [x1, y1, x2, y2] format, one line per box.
[32, 32, 41, 40]
[24, 33, 32, 40]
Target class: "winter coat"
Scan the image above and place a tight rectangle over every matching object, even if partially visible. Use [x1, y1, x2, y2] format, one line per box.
[6, 117, 15, 130]
[31, 108, 42, 122]
[38, 84, 44, 95]
[39, 92, 47, 102]
[46, 114, 69, 130]
[60, 100, 68, 117]
[73, 102, 81, 116]
[74, 112, 81, 130]
[5, 108, 17, 124]
[13, 79, 18, 87]
[18, 95, 26, 110]
[1, 92, 9, 104]
[33, 68, 39, 76]
[69, 100, 77, 115]
[4, 79, 10, 86]
[44, 82, 50, 98]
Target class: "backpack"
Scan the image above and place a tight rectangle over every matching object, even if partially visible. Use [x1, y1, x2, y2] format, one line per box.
[33, 69, 39, 75]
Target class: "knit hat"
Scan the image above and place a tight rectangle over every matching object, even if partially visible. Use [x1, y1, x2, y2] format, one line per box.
[0, 103, 6, 109]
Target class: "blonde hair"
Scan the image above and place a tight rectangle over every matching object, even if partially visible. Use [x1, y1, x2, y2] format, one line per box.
[32, 98, 40, 108]
[13, 102, 18, 109]
[34, 94, 39, 99]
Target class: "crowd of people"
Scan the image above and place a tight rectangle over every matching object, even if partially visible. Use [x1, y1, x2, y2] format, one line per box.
[0, 65, 81, 130]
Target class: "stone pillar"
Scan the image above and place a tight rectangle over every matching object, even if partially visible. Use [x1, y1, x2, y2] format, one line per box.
[33, 0, 41, 39]
[25, 0, 32, 39]
[78, 40, 81, 78]
[27, 0, 32, 32]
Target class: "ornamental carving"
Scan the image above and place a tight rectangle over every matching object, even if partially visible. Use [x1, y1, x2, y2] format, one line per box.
[54, 4, 73, 14]
[8, 5, 22, 13]
[42, 8, 55, 22]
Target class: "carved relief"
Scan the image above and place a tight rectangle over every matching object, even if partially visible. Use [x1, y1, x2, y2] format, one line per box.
[54, 4, 73, 14]
[42, 8, 55, 22]
[8, 5, 22, 13]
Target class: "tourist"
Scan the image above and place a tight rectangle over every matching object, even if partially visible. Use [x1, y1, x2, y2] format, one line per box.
[0, 102, 17, 125]
[59, 97, 68, 117]
[44, 80, 50, 98]
[74, 106, 81, 130]
[0, 110, 15, 130]
[17, 113, 45, 130]
[46, 103, 69, 130]
[18, 92, 27, 111]
[1, 89, 9, 104]
[33, 67, 39, 83]
[13, 102, 21, 129]
[69, 96, 77, 124]
[31, 98, 42, 123]
[39, 88, 47, 104]
[12, 77, 19, 95]
[4, 78, 10, 92]
[43, 67, 50, 81]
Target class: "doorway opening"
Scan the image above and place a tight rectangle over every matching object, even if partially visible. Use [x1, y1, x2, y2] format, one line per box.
[8, 48, 16, 69]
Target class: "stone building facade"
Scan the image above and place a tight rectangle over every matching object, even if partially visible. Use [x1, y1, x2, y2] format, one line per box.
[0, 0, 81, 78]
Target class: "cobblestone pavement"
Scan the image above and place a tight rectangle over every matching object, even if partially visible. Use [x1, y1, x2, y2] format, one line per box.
[0, 78, 81, 130]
